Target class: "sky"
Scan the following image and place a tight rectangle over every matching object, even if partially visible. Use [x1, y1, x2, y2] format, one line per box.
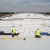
[0, 0, 50, 12]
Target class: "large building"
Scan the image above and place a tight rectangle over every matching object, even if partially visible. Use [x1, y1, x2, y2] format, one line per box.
[0, 13, 50, 50]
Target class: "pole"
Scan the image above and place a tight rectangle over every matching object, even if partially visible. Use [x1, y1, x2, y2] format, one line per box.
[14, 0, 16, 14]
[28, 4, 30, 15]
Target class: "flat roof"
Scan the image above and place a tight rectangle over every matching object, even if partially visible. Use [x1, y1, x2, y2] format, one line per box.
[0, 13, 50, 50]
[0, 35, 50, 50]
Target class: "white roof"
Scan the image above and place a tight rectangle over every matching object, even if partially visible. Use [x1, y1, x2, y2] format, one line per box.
[0, 13, 50, 36]
[0, 13, 50, 50]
